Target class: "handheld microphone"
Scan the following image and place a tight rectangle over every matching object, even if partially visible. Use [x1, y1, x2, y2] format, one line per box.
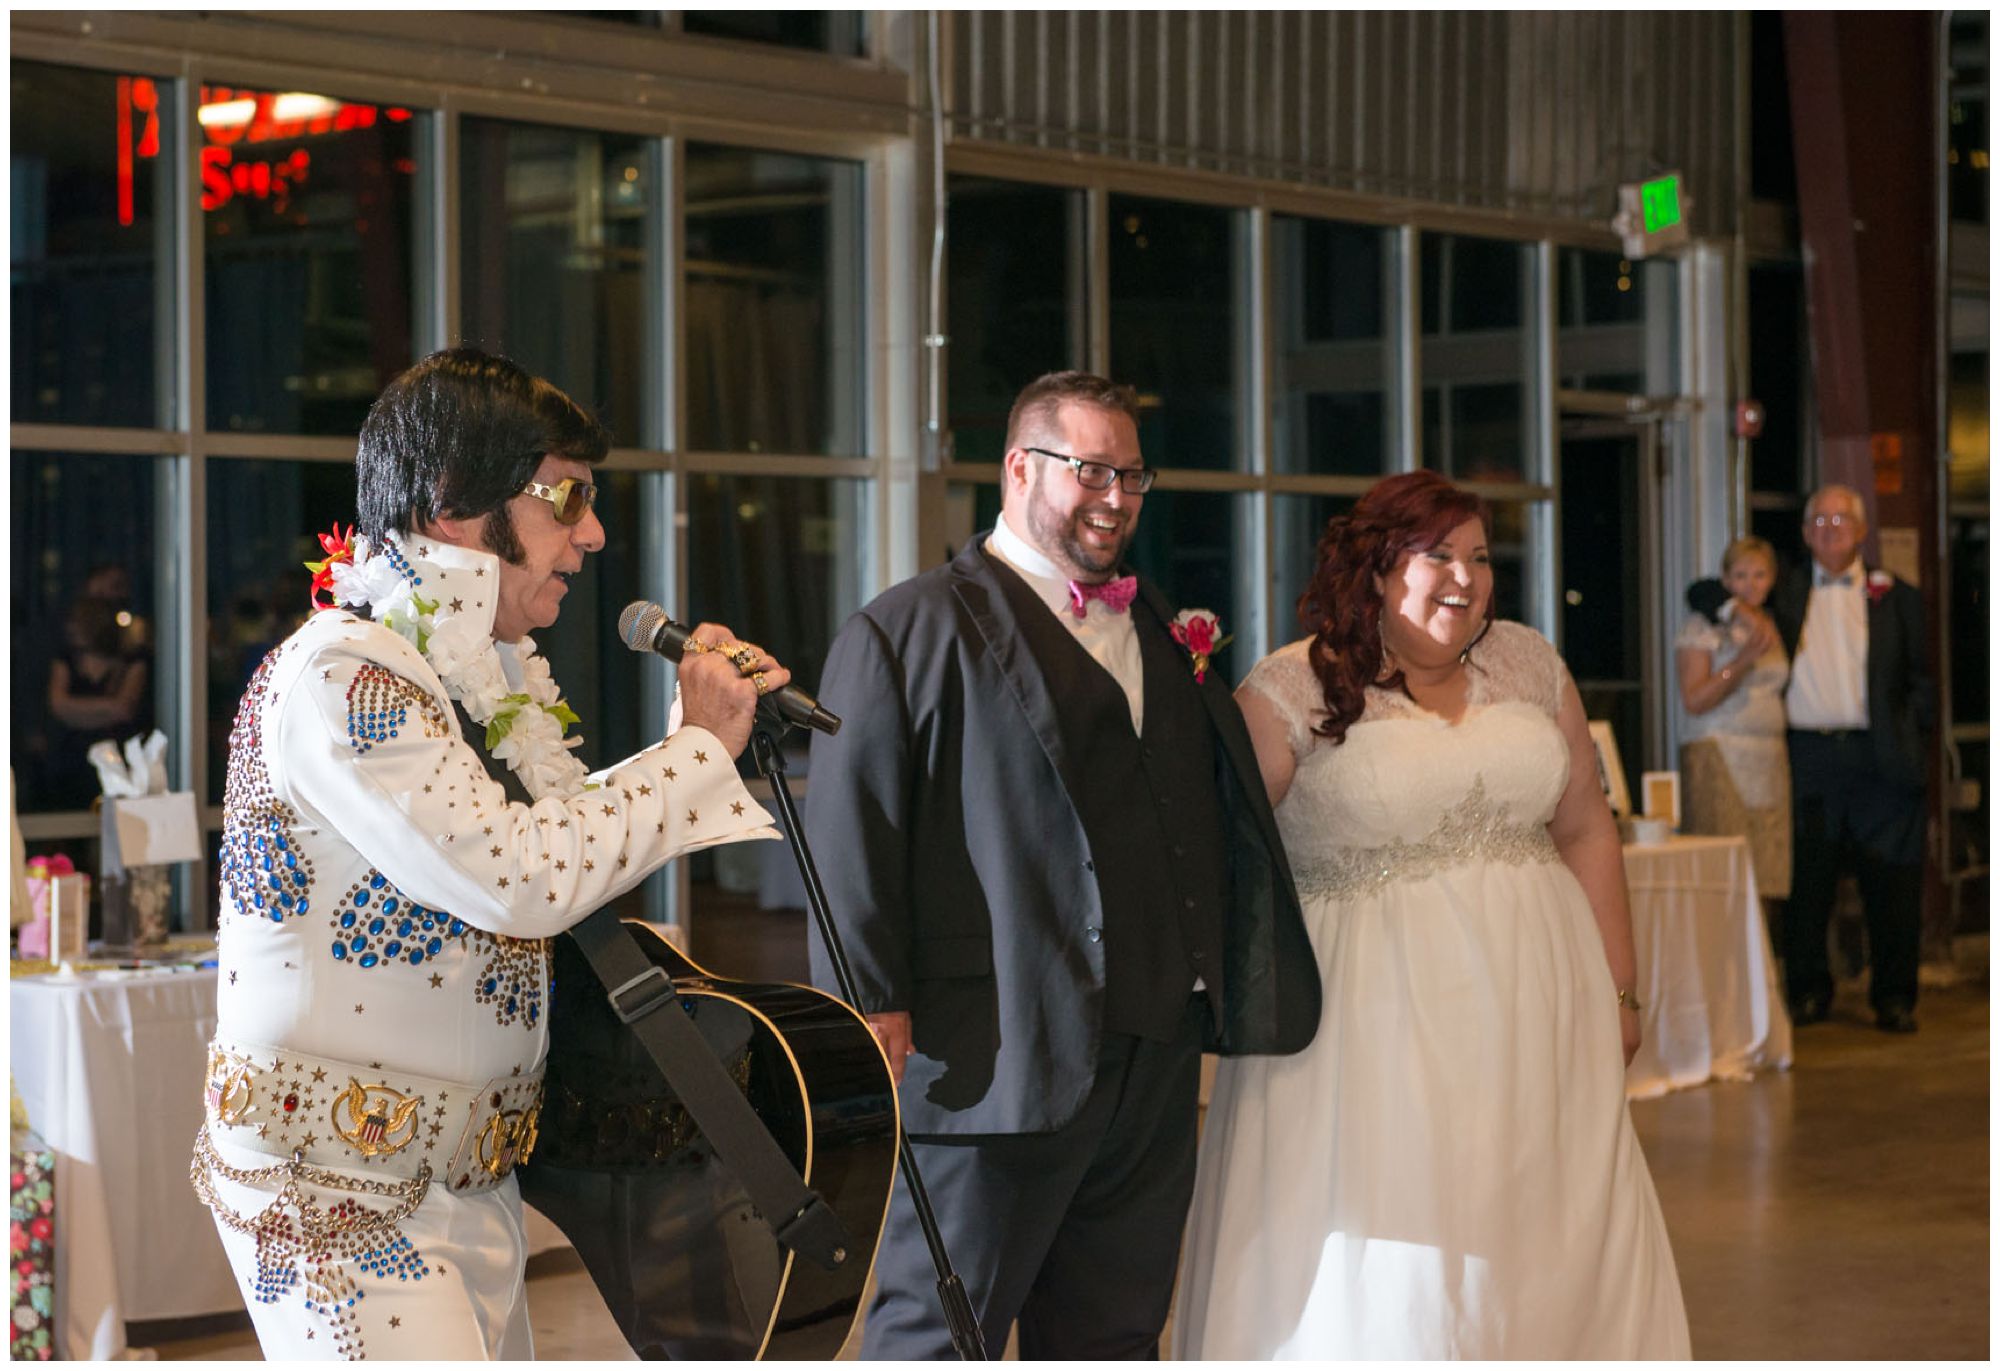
[618, 600, 841, 736]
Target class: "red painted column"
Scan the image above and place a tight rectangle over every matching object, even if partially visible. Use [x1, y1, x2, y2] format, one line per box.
[1783, 10, 1947, 941]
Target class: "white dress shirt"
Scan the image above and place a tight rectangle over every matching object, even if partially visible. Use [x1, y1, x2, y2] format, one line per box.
[987, 514, 1145, 735]
[1784, 560, 1870, 730]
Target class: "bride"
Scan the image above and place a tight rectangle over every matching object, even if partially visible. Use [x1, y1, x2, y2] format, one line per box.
[1174, 471, 1689, 1359]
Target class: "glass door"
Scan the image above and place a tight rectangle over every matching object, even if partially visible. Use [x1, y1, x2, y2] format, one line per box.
[1558, 416, 1667, 789]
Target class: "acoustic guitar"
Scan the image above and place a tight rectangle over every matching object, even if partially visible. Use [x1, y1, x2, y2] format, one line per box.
[518, 919, 899, 1359]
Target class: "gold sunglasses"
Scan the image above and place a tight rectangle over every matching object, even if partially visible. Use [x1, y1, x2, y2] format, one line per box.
[520, 477, 599, 526]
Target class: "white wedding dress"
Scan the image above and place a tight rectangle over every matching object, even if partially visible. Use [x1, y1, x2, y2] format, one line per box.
[1175, 623, 1690, 1359]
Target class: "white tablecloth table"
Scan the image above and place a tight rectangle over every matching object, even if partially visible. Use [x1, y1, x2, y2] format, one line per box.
[1623, 834, 1794, 1099]
[9, 966, 237, 1359]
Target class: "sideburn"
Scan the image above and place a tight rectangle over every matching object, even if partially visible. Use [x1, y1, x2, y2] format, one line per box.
[479, 503, 526, 565]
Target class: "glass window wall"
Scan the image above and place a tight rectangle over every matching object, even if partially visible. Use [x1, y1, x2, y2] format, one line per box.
[1273, 218, 1396, 476]
[683, 144, 865, 456]
[1420, 232, 1532, 482]
[947, 175, 1085, 461]
[1109, 194, 1248, 471]
[12, 452, 166, 813]
[203, 84, 416, 436]
[460, 120, 652, 447]
[11, 62, 166, 429]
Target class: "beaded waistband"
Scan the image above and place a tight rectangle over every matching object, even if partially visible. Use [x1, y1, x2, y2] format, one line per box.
[1293, 777, 1561, 903]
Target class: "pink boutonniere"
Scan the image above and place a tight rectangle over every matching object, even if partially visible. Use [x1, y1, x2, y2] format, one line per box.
[1169, 608, 1233, 684]
[1865, 569, 1893, 604]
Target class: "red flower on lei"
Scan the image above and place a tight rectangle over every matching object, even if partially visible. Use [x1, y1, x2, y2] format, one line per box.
[1865, 569, 1893, 604]
[304, 522, 356, 611]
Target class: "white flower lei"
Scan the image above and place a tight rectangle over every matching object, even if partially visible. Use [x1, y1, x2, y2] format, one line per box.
[327, 531, 593, 800]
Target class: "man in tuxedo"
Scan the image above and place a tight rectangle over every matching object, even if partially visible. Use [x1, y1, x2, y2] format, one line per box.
[1771, 482, 1933, 1033]
[803, 370, 1320, 1358]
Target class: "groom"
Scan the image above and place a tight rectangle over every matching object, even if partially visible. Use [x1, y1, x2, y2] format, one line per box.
[803, 370, 1320, 1357]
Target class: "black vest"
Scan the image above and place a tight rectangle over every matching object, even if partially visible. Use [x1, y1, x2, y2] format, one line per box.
[1003, 579, 1231, 1043]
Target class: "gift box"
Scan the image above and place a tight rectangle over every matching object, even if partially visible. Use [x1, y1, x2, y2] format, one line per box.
[9, 1129, 55, 1360]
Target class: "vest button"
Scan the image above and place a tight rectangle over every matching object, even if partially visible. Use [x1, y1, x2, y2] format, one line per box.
[1184, 897, 1197, 910]
[1190, 948, 1205, 962]
[1086, 926, 1102, 943]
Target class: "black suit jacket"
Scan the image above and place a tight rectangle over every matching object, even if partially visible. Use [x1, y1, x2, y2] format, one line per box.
[1770, 563, 1933, 792]
[803, 536, 1320, 1136]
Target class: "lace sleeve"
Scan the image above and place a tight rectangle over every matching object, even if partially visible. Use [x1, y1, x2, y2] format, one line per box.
[1673, 614, 1724, 656]
[1238, 640, 1325, 761]
[1468, 620, 1571, 718]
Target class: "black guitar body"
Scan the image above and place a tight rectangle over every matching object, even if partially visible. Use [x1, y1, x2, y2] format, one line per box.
[518, 921, 899, 1359]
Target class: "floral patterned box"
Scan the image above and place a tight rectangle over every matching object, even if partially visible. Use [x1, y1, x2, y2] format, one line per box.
[9, 1130, 54, 1361]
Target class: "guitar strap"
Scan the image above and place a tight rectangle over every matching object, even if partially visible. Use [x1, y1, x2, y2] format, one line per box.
[445, 694, 850, 1273]
[562, 909, 854, 1273]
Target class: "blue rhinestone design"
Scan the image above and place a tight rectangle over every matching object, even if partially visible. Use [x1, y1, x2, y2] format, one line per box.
[379, 537, 424, 588]
[471, 932, 552, 1030]
[219, 650, 316, 924]
[345, 664, 449, 755]
[331, 869, 469, 969]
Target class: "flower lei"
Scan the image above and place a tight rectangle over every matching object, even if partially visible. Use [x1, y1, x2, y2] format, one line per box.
[311, 526, 592, 800]
[1170, 608, 1233, 685]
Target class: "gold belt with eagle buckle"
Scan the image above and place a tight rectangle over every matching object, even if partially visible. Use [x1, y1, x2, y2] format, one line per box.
[199, 1037, 543, 1194]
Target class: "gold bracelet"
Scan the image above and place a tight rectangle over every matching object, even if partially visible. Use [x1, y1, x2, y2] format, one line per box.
[1617, 987, 1643, 1013]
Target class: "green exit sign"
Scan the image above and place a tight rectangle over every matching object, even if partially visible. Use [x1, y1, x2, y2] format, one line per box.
[1640, 175, 1682, 234]
[1615, 171, 1690, 258]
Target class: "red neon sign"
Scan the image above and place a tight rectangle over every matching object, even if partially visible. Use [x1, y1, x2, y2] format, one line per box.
[114, 79, 413, 220]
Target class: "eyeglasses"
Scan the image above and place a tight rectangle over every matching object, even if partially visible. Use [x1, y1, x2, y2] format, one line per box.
[1024, 447, 1156, 494]
[1808, 513, 1855, 530]
[520, 477, 599, 526]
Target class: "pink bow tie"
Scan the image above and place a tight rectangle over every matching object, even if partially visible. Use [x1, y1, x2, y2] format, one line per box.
[1067, 575, 1138, 619]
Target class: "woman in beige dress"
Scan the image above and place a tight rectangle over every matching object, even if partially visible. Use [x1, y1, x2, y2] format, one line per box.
[1674, 536, 1792, 902]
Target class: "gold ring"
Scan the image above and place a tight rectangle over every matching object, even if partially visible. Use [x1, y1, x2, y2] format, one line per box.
[730, 647, 760, 671]
[752, 671, 770, 695]
[685, 639, 711, 655]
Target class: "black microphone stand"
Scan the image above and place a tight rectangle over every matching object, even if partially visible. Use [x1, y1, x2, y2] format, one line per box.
[750, 725, 989, 1362]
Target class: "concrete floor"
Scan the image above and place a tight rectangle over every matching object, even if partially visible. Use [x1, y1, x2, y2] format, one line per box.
[150, 948, 1990, 1361]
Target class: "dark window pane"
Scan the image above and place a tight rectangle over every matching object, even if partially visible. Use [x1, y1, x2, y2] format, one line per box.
[685, 145, 865, 456]
[1486, 500, 1530, 627]
[685, 475, 868, 698]
[1270, 494, 1357, 653]
[948, 176, 1083, 462]
[1557, 249, 1676, 395]
[204, 460, 358, 804]
[1749, 503, 1808, 575]
[1748, 266, 1807, 494]
[1423, 233, 1522, 334]
[460, 121, 651, 447]
[1109, 195, 1244, 471]
[11, 62, 163, 428]
[1947, 12, 1988, 226]
[12, 453, 164, 813]
[1123, 490, 1257, 674]
[683, 11, 864, 56]
[1421, 233, 1530, 481]
[203, 85, 416, 436]
[1275, 218, 1394, 476]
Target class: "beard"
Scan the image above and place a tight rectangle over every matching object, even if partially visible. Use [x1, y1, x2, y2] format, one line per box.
[1023, 468, 1132, 578]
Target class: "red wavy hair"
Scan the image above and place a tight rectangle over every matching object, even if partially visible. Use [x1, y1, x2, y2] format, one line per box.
[1296, 470, 1494, 745]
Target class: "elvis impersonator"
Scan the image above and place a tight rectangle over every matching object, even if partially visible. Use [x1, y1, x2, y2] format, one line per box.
[189, 348, 790, 1359]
